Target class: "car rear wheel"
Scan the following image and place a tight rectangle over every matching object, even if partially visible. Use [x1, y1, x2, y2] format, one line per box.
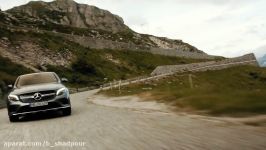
[62, 107, 71, 116]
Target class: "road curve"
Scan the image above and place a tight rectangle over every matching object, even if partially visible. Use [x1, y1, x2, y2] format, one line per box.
[0, 90, 266, 150]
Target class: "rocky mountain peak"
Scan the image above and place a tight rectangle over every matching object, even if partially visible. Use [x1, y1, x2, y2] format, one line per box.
[7, 0, 129, 32]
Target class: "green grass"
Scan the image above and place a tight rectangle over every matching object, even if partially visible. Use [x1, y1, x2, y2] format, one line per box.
[102, 66, 266, 117]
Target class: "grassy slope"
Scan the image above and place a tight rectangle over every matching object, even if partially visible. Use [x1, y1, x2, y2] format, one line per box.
[34, 31, 209, 87]
[47, 48, 207, 87]
[0, 28, 207, 87]
[102, 66, 266, 117]
[0, 56, 31, 85]
[0, 56, 32, 107]
[0, 26, 209, 91]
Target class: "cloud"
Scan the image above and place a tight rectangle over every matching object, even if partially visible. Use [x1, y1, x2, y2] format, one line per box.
[125, 16, 148, 27]
[254, 45, 266, 57]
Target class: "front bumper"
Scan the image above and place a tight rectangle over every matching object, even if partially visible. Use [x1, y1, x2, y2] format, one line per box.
[11, 105, 71, 116]
[8, 95, 71, 116]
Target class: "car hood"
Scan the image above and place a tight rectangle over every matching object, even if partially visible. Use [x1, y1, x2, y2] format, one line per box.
[11, 83, 65, 95]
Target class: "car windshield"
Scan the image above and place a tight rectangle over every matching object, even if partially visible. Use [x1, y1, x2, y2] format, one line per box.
[16, 73, 58, 88]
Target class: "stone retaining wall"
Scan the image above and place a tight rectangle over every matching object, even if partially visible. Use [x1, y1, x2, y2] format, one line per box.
[150, 48, 215, 59]
[151, 53, 259, 76]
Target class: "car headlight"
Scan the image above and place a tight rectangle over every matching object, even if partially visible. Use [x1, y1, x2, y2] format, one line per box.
[8, 94, 19, 101]
[56, 88, 68, 96]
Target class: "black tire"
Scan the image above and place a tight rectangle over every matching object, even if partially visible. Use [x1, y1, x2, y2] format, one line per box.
[62, 107, 71, 116]
[9, 115, 18, 122]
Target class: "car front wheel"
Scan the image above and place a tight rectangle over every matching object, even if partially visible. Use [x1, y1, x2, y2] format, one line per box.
[62, 107, 71, 116]
[9, 115, 19, 122]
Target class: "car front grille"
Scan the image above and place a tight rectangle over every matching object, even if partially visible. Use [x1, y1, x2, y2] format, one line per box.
[19, 90, 56, 103]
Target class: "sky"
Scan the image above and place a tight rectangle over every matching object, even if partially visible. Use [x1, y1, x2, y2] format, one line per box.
[0, 0, 266, 58]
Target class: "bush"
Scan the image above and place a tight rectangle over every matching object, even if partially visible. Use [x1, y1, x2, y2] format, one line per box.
[249, 72, 259, 79]
[72, 58, 97, 75]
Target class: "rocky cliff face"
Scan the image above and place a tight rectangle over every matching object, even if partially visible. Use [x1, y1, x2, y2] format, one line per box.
[7, 0, 129, 33]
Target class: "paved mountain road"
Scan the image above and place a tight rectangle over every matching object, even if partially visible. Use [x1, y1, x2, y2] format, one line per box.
[0, 90, 266, 150]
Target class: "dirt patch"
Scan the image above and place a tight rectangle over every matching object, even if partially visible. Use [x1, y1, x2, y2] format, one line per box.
[137, 92, 198, 114]
[137, 92, 154, 100]
[88, 94, 170, 113]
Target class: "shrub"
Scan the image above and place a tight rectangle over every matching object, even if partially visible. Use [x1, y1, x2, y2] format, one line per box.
[72, 58, 97, 75]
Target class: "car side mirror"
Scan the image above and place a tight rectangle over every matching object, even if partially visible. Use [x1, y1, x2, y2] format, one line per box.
[61, 78, 68, 83]
[8, 84, 13, 89]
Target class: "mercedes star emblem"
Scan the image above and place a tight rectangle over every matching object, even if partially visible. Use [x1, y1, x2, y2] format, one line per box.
[33, 93, 42, 100]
